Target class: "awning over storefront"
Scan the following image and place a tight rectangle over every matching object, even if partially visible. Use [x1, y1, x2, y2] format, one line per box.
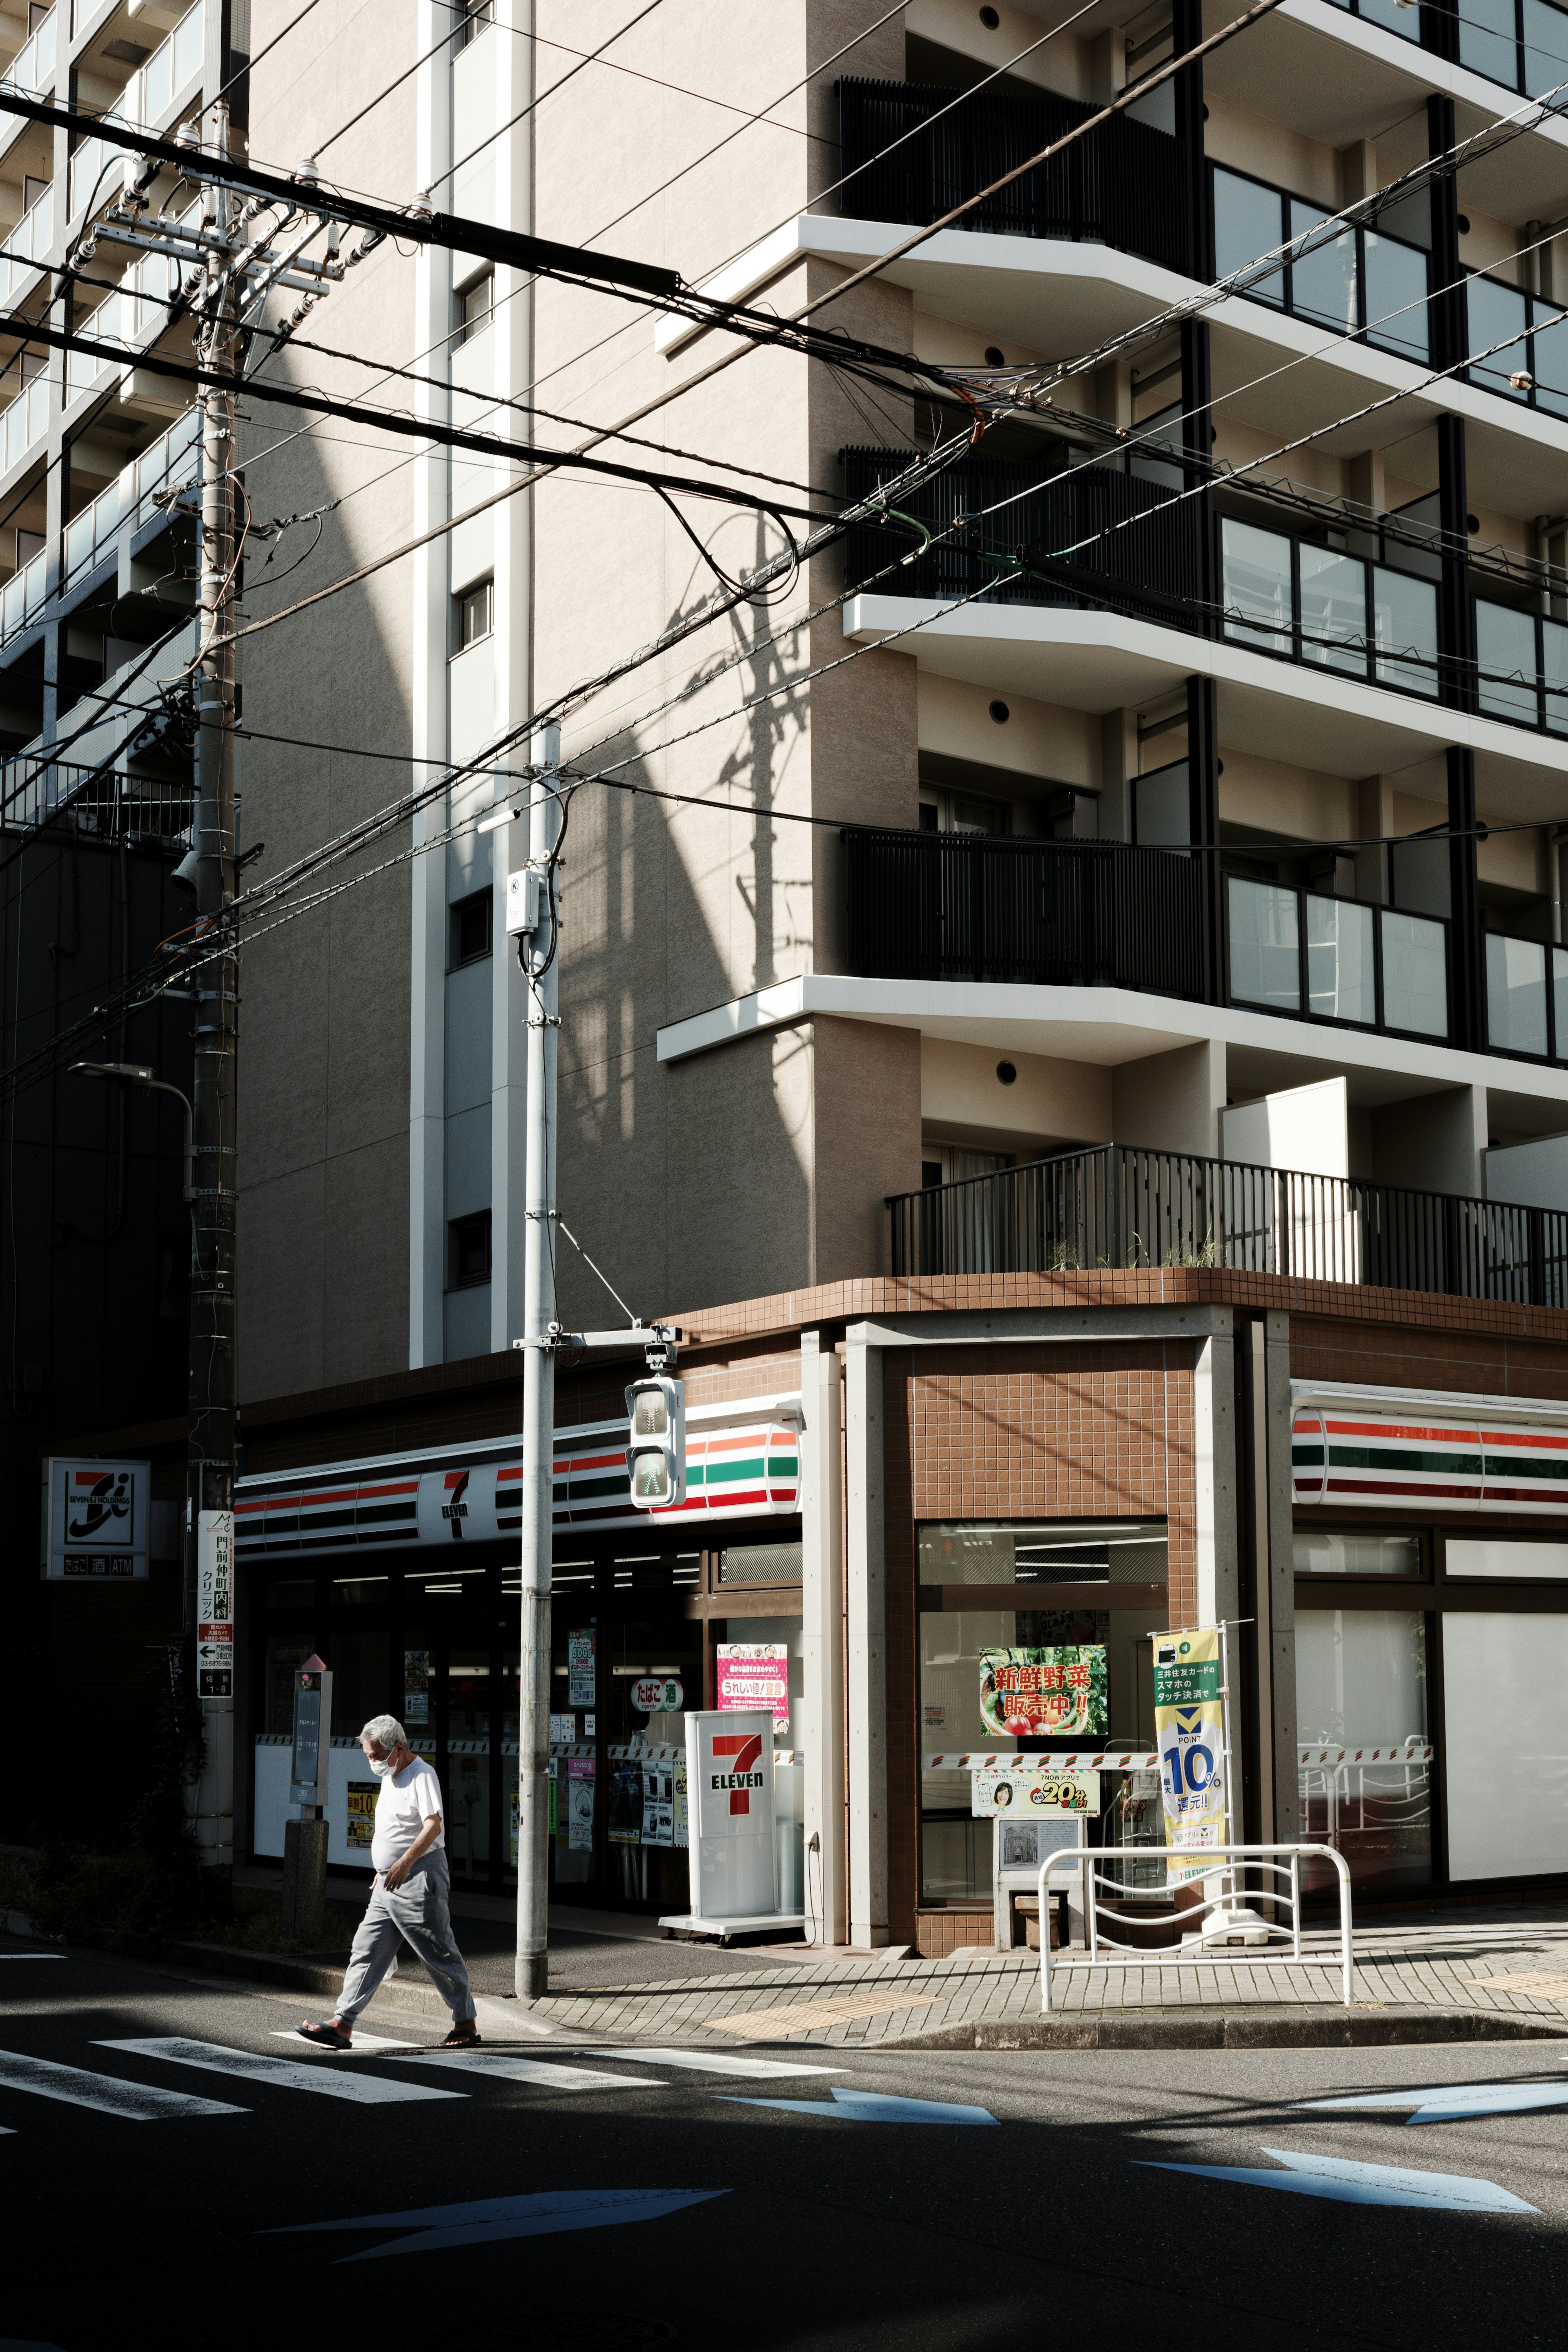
[1291, 1380, 1568, 1513]
[234, 1390, 802, 1560]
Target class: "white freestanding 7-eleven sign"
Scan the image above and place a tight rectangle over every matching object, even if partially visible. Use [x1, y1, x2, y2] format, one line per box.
[686, 1709, 777, 1922]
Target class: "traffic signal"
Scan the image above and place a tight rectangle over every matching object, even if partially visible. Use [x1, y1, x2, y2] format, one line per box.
[625, 1376, 685, 1508]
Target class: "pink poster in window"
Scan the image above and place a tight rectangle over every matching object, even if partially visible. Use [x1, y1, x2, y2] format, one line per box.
[716, 1642, 789, 1727]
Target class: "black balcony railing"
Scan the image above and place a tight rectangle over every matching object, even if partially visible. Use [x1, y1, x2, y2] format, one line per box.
[835, 77, 1189, 275]
[889, 1142, 1568, 1303]
[845, 824, 1206, 997]
[841, 446, 1204, 623]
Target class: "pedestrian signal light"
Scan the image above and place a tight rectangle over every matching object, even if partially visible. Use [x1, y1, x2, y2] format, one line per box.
[625, 1376, 685, 1509]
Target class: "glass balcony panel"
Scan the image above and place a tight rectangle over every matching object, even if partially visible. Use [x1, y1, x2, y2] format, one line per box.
[1520, 0, 1568, 96]
[1544, 615, 1568, 735]
[1306, 894, 1375, 1024]
[1212, 167, 1285, 299]
[1222, 518, 1294, 655]
[1355, 0, 1422, 37]
[1298, 543, 1368, 677]
[1380, 911, 1448, 1037]
[1533, 311, 1568, 417]
[143, 33, 173, 117]
[1372, 564, 1439, 696]
[1487, 932, 1549, 1055]
[1476, 598, 1540, 724]
[1362, 233, 1429, 362]
[1289, 198, 1356, 334]
[1467, 273, 1531, 399]
[1228, 877, 1301, 1010]
[172, 4, 203, 92]
[1460, 0, 1523, 85]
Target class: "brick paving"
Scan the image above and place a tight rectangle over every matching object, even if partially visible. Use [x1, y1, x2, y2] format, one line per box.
[523, 1907, 1568, 2046]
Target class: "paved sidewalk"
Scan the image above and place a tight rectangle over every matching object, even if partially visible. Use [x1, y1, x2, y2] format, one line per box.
[517, 1904, 1568, 2048]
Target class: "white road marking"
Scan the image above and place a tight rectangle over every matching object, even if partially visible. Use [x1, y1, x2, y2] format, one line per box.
[579, 2047, 849, 2078]
[270, 2031, 434, 2054]
[396, 2054, 664, 2090]
[96, 2038, 465, 2104]
[1141, 2147, 1537, 2213]
[0, 2049, 244, 2121]
[0, 1954, 64, 1961]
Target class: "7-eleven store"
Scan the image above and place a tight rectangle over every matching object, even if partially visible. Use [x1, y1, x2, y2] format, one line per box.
[229, 1274, 1568, 1944]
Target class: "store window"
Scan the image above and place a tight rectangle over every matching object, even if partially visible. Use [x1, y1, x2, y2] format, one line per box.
[1296, 1609, 1431, 1891]
[1442, 1614, 1568, 1879]
[1294, 1530, 1422, 1575]
[917, 1519, 1167, 1907]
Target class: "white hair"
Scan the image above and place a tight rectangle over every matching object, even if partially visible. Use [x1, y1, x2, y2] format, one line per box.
[360, 1714, 407, 1752]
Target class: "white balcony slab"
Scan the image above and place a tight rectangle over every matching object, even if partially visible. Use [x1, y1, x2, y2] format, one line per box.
[655, 970, 1568, 1120]
[843, 592, 1568, 814]
[657, 207, 1568, 501]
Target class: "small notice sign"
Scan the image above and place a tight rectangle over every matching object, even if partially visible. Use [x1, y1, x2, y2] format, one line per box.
[345, 1782, 377, 1850]
[971, 1769, 1100, 1818]
[717, 1643, 788, 1726]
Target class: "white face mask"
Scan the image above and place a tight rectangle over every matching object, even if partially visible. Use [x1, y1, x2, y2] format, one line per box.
[366, 1751, 398, 1779]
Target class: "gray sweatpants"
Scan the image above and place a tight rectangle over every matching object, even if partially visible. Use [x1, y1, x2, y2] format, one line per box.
[337, 1852, 473, 2027]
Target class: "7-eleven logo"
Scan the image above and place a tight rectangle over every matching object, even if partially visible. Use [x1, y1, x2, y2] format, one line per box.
[710, 1732, 765, 1815]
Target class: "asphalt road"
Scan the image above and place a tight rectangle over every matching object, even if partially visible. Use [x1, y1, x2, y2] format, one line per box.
[4, 1936, 1568, 2351]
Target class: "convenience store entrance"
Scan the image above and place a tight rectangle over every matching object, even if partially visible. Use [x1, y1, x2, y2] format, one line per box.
[248, 1526, 804, 1911]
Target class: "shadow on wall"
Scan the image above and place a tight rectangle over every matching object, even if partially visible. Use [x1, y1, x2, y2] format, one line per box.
[556, 519, 816, 1324]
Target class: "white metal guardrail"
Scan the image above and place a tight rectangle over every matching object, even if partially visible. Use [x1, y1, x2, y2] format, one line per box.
[1038, 1841, 1354, 2009]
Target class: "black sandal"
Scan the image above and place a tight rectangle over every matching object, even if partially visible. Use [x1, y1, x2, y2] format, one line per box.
[296, 2019, 353, 2050]
[440, 2023, 482, 2049]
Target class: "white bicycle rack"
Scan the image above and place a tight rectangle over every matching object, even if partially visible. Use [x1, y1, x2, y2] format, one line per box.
[1038, 1841, 1355, 2010]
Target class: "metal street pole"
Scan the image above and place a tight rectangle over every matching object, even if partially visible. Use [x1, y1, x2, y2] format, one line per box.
[516, 720, 561, 1998]
[186, 98, 240, 1878]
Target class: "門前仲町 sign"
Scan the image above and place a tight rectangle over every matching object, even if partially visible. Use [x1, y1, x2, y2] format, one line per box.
[1152, 1627, 1227, 1884]
[979, 1646, 1107, 1740]
[970, 1768, 1100, 1819]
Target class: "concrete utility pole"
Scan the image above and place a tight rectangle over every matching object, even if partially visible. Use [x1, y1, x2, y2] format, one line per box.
[187, 99, 241, 1877]
[516, 721, 561, 1999]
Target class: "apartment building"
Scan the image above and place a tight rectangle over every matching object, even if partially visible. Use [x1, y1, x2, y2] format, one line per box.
[27, 0, 1568, 1931]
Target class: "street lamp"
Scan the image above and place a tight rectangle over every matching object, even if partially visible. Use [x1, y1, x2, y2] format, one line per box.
[69, 1061, 195, 1203]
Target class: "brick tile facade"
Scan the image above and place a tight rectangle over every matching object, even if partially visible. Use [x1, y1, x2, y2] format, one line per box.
[915, 1908, 995, 1957]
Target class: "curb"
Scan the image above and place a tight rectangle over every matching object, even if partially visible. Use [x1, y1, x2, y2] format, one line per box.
[890, 2006, 1568, 2051]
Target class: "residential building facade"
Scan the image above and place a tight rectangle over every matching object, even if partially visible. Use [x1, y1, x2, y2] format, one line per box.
[35, 0, 1568, 1921]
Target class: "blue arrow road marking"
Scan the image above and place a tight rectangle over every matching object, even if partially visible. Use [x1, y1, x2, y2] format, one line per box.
[1294, 2081, 1568, 2125]
[265, 2189, 729, 2261]
[717, 2086, 998, 2125]
[1138, 2148, 1536, 2213]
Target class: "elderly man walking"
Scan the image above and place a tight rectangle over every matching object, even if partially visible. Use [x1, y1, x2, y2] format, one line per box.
[297, 1714, 480, 2051]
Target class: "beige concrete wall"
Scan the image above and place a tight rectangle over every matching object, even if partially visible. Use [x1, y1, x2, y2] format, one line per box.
[534, 3, 920, 1314]
[234, 0, 421, 1397]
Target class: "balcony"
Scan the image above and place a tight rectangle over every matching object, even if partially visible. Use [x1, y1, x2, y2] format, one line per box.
[1227, 876, 1449, 1041]
[842, 444, 1204, 632]
[1212, 164, 1430, 365]
[69, 0, 203, 220]
[845, 825, 1205, 998]
[836, 75, 1188, 275]
[887, 1140, 1568, 1303]
[1324, 0, 1568, 99]
[0, 183, 52, 305]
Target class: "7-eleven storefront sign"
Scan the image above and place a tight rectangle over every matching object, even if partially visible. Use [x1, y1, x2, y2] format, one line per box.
[685, 1710, 777, 1921]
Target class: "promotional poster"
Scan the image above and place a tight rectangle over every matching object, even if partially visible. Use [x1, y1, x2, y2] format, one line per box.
[978, 1646, 1107, 1739]
[1152, 1626, 1228, 1884]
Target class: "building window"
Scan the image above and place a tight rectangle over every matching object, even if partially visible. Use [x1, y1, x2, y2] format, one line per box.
[448, 1209, 491, 1290]
[449, 889, 492, 968]
[450, 0, 493, 50]
[454, 270, 492, 347]
[453, 577, 492, 654]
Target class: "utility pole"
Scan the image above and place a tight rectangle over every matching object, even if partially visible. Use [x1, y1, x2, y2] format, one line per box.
[186, 98, 241, 1878]
[515, 721, 561, 1999]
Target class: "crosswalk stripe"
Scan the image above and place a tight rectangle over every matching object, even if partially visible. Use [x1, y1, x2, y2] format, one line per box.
[397, 2054, 662, 2090]
[269, 2032, 434, 2055]
[580, 2048, 847, 2079]
[96, 2038, 465, 2105]
[0, 2049, 244, 2121]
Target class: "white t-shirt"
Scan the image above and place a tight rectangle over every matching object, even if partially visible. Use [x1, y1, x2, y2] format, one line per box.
[370, 1755, 445, 1873]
